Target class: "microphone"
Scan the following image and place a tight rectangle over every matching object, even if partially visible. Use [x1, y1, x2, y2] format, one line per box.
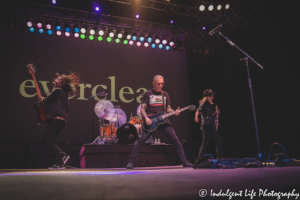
[209, 24, 223, 36]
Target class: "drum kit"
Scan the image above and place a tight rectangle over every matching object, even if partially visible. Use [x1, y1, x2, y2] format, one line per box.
[92, 100, 143, 144]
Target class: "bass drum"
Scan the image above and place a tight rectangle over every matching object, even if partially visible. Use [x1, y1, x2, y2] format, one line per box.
[117, 123, 138, 144]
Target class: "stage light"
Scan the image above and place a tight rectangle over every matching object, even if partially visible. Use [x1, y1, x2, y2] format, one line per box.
[38, 28, 44, 34]
[29, 27, 35, 32]
[144, 42, 149, 47]
[202, 26, 206, 30]
[80, 27, 86, 34]
[37, 22, 42, 29]
[65, 32, 70, 37]
[74, 33, 79, 38]
[124, 32, 131, 40]
[155, 36, 160, 44]
[27, 21, 33, 27]
[55, 22, 61, 31]
[123, 39, 128, 45]
[151, 43, 156, 48]
[165, 45, 170, 50]
[116, 30, 123, 38]
[115, 38, 120, 43]
[225, 4, 230, 9]
[106, 36, 112, 42]
[139, 34, 145, 42]
[136, 14, 140, 19]
[170, 20, 174, 24]
[208, 4, 214, 11]
[131, 33, 137, 41]
[47, 30, 53, 35]
[158, 44, 163, 49]
[89, 35, 94, 40]
[129, 40, 134, 45]
[52, 0, 56, 4]
[98, 36, 103, 41]
[73, 24, 79, 33]
[108, 29, 114, 37]
[162, 39, 167, 45]
[64, 23, 70, 32]
[199, 5, 205, 11]
[99, 29, 105, 36]
[169, 41, 174, 47]
[136, 41, 141, 47]
[95, 6, 100, 12]
[90, 29, 95, 35]
[56, 31, 62, 36]
[147, 34, 153, 43]
[45, 21, 51, 29]
[80, 34, 85, 39]
[217, 4, 222, 10]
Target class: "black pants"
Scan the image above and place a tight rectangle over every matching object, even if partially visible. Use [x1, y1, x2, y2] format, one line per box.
[129, 123, 188, 164]
[43, 119, 66, 165]
[196, 124, 222, 163]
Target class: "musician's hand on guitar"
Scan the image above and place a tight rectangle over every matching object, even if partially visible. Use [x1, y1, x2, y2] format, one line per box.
[175, 107, 181, 116]
[194, 117, 199, 123]
[145, 117, 152, 125]
[37, 97, 44, 103]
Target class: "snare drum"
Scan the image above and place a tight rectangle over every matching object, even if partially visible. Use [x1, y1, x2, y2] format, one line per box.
[129, 116, 141, 125]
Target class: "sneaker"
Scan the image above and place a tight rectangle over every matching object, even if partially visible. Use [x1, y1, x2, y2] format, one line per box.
[48, 164, 65, 170]
[62, 155, 70, 165]
[183, 162, 193, 167]
[126, 162, 133, 169]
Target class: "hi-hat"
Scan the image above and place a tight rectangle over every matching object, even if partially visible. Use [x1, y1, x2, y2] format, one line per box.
[94, 100, 115, 120]
[137, 104, 142, 116]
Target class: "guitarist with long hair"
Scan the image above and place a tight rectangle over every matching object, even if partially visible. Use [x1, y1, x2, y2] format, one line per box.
[38, 71, 80, 170]
[194, 89, 223, 166]
[126, 75, 193, 169]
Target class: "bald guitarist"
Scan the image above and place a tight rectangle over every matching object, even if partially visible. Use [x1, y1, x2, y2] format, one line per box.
[126, 75, 193, 169]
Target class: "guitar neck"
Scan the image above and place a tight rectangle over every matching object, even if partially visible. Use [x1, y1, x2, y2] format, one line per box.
[30, 73, 42, 98]
[161, 106, 190, 119]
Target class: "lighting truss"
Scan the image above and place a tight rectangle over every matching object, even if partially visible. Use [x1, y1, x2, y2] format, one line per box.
[0, 1, 224, 48]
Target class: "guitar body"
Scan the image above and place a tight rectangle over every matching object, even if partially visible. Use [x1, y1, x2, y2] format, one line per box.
[142, 112, 167, 132]
[34, 103, 48, 124]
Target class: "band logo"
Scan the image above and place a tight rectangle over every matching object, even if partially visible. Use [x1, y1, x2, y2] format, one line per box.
[19, 76, 147, 103]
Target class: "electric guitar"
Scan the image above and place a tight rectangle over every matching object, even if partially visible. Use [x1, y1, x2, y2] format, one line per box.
[142, 105, 196, 132]
[27, 63, 48, 124]
[215, 105, 219, 131]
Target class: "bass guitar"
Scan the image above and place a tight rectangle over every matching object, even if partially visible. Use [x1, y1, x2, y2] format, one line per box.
[142, 105, 196, 132]
[215, 105, 219, 131]
[27, 63, 48, 124]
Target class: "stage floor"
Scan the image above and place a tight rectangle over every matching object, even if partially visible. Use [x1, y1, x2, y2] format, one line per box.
[1, 166, 300, 200]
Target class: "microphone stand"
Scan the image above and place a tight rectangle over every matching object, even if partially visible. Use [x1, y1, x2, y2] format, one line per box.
[89, 92, 107, 141]
[217, 31, 264, 159]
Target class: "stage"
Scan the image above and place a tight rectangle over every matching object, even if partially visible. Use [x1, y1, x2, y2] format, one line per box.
[1, 166, 300, 200]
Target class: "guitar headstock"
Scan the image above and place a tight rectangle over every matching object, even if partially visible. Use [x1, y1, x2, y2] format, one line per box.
[189, 105, 196, 111]
[27, 63, 36, 75]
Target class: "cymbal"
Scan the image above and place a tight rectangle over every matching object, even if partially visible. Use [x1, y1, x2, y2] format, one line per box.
[94, 100, 115, 120]
[110, 108, 127, 127]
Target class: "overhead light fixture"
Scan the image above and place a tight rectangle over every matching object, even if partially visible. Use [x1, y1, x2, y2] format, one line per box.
[225, 4, 230, 10]
[208, 4, 214, 11]
[217, 4, 222, 11]
[199, 5, 205, 11]
[116, 30, 123, 38]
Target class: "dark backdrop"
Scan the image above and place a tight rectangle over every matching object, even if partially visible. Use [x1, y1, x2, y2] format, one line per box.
[0, 28, 191, 168]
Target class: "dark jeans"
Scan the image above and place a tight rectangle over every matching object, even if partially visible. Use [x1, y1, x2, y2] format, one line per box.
[43, 119, 66, 165]
[196, 124, 223, 163]
[129, 123, 188, 164]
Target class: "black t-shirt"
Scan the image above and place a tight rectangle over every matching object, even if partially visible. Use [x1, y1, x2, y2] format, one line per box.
[142, 89, 171, 116]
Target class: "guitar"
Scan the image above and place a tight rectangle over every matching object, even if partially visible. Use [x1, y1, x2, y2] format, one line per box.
[215, 105, 219, 131]
[27, 63, 48, 124]
[142, 105, 196, 132]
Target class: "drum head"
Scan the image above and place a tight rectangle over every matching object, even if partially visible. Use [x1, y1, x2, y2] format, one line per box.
[117, 123, 138, 144]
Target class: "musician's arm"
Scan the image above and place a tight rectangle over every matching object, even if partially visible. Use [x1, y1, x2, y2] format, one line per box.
[167, 105, 181, 116]
[141, 103, 152, 125]
[41, 89, 61, 105]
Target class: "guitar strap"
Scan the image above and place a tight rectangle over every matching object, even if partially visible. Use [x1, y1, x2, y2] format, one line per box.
[161, 90, 166, 113]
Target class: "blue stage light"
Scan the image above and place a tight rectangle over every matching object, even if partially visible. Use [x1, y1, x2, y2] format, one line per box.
[147, 37, 152, 43]
[65, 27, 70, 32]
[47, 30, 53, 35]
[74, 27, 79, 33]
[158, 44, 163, 49]
[151, 43, 156, 48]
[29, 27, 35, 32]
[139, 36, 145, 42]
[165, 45, 170, 50]
[38, 28, 44, 34]
[56, 25, 61, 31]
[132, 35, 137, 41]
